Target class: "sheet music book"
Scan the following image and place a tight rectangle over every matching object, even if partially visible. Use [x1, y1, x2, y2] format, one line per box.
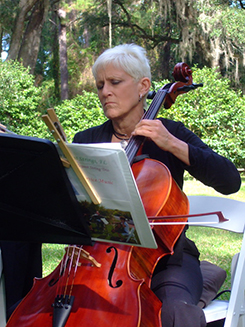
[56, 142, 157, 249]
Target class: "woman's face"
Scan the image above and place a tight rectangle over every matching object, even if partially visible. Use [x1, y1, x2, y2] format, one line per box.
[95, 64, 145, 121]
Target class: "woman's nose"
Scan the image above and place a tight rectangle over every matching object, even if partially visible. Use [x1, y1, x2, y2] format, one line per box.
[101, 83, 112, 97]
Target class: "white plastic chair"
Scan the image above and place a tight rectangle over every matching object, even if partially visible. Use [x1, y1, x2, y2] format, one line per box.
[188, 195, 245, 327]
[0, 248, 6, 327]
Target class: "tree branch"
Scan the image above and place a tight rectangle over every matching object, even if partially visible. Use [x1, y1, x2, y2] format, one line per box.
[111, 0, 180, 48]
[239, 0, 245, 9]
[112, 21, 180, 47]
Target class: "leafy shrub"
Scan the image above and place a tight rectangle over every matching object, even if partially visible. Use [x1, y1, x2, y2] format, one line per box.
[154, 67, 245, 167]
[1, 61, 244, 168]
[0, 60, 49, 138]
[51, 91, 106, 142]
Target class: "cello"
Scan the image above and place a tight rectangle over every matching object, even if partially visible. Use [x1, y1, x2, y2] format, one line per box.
[6, 63, 203, 327]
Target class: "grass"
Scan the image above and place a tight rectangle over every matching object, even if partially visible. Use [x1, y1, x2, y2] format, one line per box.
[42, 243, 65, 277]
[42, 175, 245, 297]
[184, 175, 245, 293]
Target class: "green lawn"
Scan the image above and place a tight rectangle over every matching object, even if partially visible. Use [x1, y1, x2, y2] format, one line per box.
[42, 176, 245, 297]
[184, 175, 245, 293]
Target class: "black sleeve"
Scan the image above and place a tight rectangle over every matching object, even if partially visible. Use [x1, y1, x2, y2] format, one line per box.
[187, 143, 241, 194]
[162, 119, 241, 195]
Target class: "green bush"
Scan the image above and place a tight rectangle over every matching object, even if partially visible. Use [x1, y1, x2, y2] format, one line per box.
[0, 60, 49, 138]
[51, 91, 106, 142]
[1, 61, 244, 168]
[155, 67, 245, 167]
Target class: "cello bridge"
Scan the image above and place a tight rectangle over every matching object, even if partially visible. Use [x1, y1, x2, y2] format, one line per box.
[66, 245, 101, 268]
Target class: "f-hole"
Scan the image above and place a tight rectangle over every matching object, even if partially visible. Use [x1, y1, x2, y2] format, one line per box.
[106, 246, 123, 288]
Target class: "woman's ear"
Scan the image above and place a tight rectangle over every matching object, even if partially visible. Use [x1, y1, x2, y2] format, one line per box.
[139, 77, 151, 96]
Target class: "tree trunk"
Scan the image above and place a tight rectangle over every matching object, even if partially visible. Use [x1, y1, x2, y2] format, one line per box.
[7, 0, 39, 61]
[58, 8, 69, 100]
[160, 41, 171, 80]
[18, 0, 50, 74]
[51, 10, 61, 99]
[107, 0, 112, 48]
[0, 27, 3, 56]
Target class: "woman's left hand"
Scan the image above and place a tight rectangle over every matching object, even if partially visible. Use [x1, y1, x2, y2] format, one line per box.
[132, 119, 190, 165]
[132, 119, 173, 151]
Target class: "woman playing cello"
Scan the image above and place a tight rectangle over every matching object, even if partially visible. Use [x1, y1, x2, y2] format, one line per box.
[73, 43, 241, 327]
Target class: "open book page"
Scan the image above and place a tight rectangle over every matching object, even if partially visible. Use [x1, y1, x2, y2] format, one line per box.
[56, 142, 157, 249]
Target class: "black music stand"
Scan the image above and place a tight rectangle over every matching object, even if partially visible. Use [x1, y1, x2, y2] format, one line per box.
[0, 133, 91, 245]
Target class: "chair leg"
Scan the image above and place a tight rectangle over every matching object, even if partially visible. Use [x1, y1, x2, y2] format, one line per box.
[238, 314, 245, 327]
[0, 273, 6, 327]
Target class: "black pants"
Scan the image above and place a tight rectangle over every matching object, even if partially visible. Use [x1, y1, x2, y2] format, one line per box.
[0, 241, 42, 319]
[151, 253, 206, 327]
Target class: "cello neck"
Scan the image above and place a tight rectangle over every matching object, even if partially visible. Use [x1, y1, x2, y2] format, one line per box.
[125, 62, 201, 165]
[125, 88, 168, 165]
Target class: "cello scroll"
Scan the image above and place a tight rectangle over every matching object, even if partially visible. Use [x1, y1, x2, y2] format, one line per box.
[148, 62, 203, 109]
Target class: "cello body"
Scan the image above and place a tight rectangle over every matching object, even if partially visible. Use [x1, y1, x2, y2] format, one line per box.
[130, 159, 189, 285]
[6, 160, 188, 327]
[6, 242, 162, 327]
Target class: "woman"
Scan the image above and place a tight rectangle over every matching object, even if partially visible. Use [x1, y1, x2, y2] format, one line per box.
[73, 44, 241, 327]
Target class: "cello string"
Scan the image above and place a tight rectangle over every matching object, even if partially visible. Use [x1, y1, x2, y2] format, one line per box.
[55, 248, 69, 298]
[125, 89, 168, 165]
[68, 246, 82, 300]
[62, 246, 76, 299]
[144, 89, 168, 120]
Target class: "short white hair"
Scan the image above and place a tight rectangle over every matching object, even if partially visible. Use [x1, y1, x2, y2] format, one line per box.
[92, 44, 151, 82]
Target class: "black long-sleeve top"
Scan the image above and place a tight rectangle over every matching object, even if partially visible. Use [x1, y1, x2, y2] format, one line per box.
[73, 118, 241, 265]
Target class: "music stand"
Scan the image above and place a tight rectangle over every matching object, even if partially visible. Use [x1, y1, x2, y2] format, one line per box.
[0, 133, 91, 245]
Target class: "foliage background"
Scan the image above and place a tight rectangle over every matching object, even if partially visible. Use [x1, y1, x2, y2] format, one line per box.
[1, 60, 244, 168]
[0, 1, 245, 166]
[0, 60, 47, 137]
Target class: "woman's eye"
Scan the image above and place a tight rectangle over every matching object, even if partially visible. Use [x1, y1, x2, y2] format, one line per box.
[97, 84, 103, 90]
[111, 80, 120, 85]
